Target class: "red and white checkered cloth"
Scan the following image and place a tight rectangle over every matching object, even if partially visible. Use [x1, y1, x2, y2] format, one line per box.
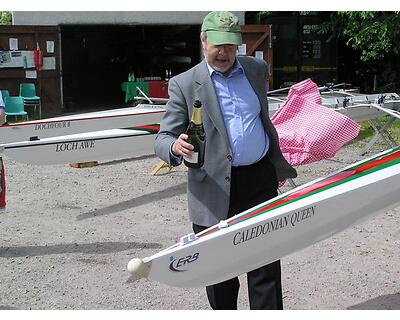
[286, 78, 322, 105]
[271, 79, 360, 166]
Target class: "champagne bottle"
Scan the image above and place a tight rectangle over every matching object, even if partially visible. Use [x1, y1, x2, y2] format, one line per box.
[184, 100, 206, 168]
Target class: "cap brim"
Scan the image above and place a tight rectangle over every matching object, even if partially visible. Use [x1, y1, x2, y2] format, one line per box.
[206, 30, 242, 46]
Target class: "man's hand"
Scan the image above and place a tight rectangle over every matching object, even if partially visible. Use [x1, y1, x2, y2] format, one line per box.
[172, 133, 194, 159]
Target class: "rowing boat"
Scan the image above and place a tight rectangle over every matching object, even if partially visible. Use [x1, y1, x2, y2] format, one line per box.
[2, 125, 160, 165]
[0, 104, 166, 144]
[127, 146, 400, 287]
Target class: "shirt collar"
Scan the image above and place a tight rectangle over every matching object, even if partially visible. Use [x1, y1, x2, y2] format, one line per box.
[206, 58, 244, 78]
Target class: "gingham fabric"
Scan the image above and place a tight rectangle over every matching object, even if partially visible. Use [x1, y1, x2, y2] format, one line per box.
[0, 157, 5, 210]
[271, 79, 360, 166]
[286, 78, 322, 105]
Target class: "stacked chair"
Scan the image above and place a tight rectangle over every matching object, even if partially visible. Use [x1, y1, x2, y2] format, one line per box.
[4, 96, 28, 122]
[19, 83, 42, 119]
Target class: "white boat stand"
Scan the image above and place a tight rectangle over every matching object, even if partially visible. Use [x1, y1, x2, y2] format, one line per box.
[361, 102, 400, 155]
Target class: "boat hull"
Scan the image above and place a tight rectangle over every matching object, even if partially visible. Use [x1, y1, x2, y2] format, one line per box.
[0, 104, 165, 144]
[3, 126, 158, 165]
[128, 147, 400, 287]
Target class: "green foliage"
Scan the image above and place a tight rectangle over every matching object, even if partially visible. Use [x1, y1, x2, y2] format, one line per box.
[260, 11, 400, 62]
[258, 11, 400, 91]
[258, 11, 308, 18]
[351, 115, 400, 152]
[0, 11, 12, 25]
[317, 12, 400, 62]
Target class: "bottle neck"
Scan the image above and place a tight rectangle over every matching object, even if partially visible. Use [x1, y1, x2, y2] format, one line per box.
[191, 107, 202, 125]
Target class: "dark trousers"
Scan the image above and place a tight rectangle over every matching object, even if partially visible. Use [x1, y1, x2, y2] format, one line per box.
[193, 155, 283, 310]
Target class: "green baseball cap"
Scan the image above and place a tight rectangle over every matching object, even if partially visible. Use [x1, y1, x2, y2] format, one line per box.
[201, 11, 242, 46]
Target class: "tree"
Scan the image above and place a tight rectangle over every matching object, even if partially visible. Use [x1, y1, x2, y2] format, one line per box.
[318, 12, 400, 62]
[319, 12, 400, 92]
[0, 11, 12, 25]
[258, 11, 400, 91]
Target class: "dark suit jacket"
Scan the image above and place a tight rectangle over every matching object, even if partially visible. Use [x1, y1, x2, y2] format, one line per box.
[155, 56, 297, 226]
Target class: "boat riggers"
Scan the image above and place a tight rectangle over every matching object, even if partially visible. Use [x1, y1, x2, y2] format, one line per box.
[0, 156, 5, 211]
[127, 146, 400, 287]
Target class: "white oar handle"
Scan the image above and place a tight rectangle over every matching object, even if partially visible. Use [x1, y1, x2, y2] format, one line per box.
[127, 258, 151, 278]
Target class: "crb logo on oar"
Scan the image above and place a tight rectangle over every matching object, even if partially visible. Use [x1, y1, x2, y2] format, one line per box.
[169, 253, 199, 272]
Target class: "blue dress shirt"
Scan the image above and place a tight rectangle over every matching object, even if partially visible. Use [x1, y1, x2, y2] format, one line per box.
[207, 59, 269, 166]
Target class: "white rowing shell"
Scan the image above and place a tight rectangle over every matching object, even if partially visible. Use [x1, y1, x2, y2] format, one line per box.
[0, 104, 165, 144]
[2, 125, 159, 165]
[2, 94, 397, 145]
[127, 147, 400, 287]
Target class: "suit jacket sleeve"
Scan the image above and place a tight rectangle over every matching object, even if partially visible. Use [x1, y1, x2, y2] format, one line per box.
[154, 76, 189, 166]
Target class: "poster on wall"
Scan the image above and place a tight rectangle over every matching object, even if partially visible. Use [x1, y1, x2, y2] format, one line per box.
[9, 38, 18, 51]
[0, 51, 35, 69]
[0, 51, 11, 64]
[25, 70, 37, 79]
[42, 57, 56, 70]
[255, 51, 264, 60]
[238, 44, 247, 55]
[46, 41, 55, 54]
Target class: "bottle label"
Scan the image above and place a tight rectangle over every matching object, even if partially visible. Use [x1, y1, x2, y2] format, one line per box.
[184, 152, 199, 164]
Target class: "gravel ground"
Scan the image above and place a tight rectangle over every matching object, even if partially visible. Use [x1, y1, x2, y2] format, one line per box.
[0, 141, 399, 310]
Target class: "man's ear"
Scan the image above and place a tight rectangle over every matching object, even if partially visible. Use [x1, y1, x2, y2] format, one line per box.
[200, 32, 207, 48]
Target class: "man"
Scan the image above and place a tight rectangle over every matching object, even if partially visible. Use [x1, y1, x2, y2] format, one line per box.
[0, 91, 5, 125]
[0, 92, 5, 211]
[155, 11, 297, 310]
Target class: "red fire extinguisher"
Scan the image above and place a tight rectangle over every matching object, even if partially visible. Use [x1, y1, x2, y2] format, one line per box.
[34, 42, 43, 71]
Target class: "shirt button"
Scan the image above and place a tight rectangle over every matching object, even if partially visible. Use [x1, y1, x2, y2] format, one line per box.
[225, 177, 231, 182]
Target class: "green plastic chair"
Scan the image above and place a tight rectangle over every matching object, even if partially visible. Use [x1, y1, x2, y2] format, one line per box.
[19, 83, 39, 99]
[5, 96, 28, 122]
[19, 83, 41, 119]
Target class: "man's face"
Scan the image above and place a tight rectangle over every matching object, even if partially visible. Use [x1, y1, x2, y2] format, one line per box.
[201, 34, 237, 75]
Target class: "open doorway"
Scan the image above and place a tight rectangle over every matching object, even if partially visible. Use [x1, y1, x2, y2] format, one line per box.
[60, 24, 200, 113]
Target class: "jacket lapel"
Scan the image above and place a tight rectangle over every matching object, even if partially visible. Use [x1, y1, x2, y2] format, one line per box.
[194, 60, 231, 150]
[238, 57, 269, 123]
